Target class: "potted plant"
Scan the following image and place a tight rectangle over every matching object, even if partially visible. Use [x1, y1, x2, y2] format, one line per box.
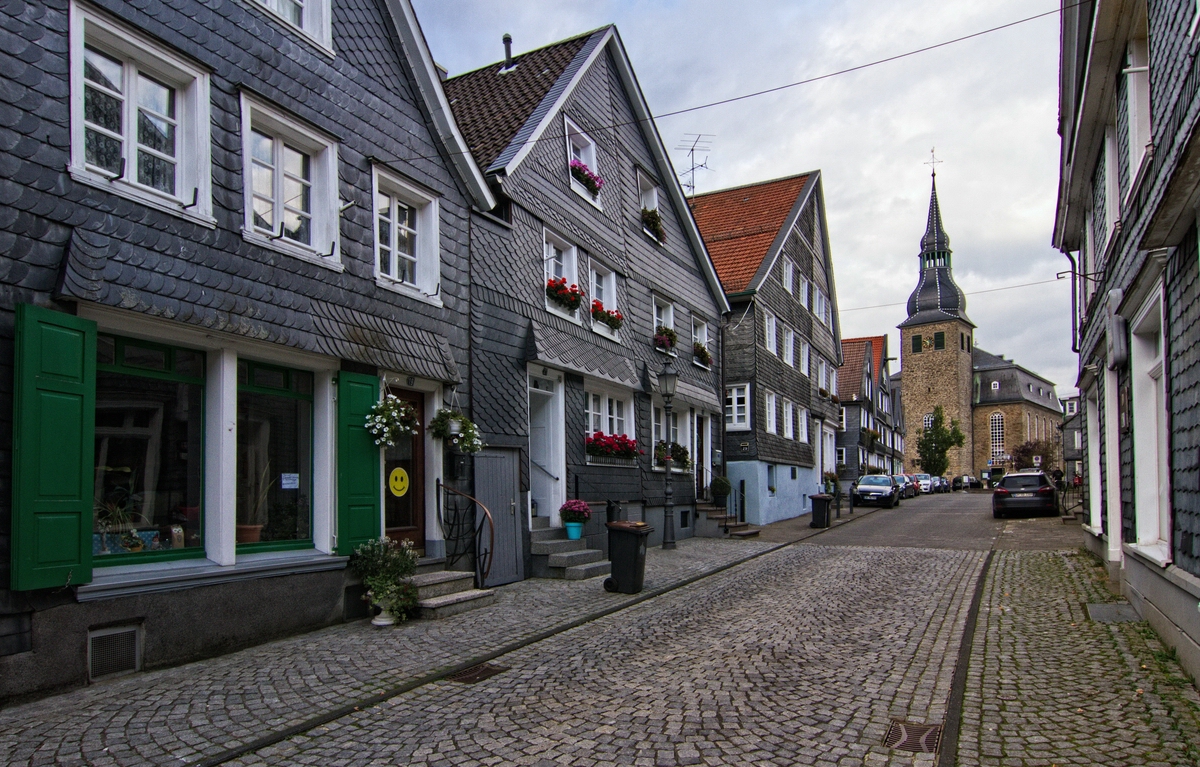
[559, 499, 591, 540]
[590, 300, 624, 331]
[653, 325, 678, 352]
[350, 537, 419, 626]
[641, 207, 665, 242]
[822, 470, 841, 496]
[120, 528, 144, 553]
[569, 160, 604, 197]
[710, 475, 732, 507]
[585, 431, 640, 460]
[863, 428, 881, 448]
[654, 441, 690, 469]
[365, 394, 419, 447]
[693, 342, 713, 367]
[545, 277, 584, 312]
[428, 408, 484, 454]
[93, 475, 140, 554]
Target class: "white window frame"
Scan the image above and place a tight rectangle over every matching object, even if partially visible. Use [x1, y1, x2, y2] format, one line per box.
[252, 0, 332, 52]
[764, 311, 777, 355]
[991, 380, 1000, 391]
[240, 94, 341, 269]
[782, 327, 795, 367]
[372, 167, 441, 304]
[590, 262, 618, 338]
[69, 2, 213, 225]
[653, 400, 689, 473]
[586, 388, 631, 437]
[1125, 21, 1152, 196]
[800, 341, 811, 375]
[654, 297, 676, 354]
[783, 400, 795, 440]
[990, 412, 1005, 458]
[1129, 281, 1170, 563]
[818, 359, 828, 391]
[1066, 400, 1077, 415]
[765, 391, 777, 435]
[781, 259, 794, 294]
[726, 384, 749, 431]
[543, 229, 580, 320]
[836, 447, 845, 465]
[799, 407, 810, 443]
[800, 277, 811, 308]
[692, 319, 710, 368]
[565, 116, 601, 208]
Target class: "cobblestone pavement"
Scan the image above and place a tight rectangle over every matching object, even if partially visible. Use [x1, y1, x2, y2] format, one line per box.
[957, 548, 1200, 767]
[0, 537, 779, 767]
[226, 544, 983, 767]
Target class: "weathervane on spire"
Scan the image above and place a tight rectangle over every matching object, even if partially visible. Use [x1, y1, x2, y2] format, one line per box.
[924, 147, 942, 177]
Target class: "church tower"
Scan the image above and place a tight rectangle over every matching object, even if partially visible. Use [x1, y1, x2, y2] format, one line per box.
[899, 173, 976, 478]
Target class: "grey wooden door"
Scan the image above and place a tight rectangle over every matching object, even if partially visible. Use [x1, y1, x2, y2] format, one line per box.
[474, 450, 523, 587]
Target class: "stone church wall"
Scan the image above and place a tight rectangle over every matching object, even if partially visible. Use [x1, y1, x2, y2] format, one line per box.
[900, 319, 975, 477]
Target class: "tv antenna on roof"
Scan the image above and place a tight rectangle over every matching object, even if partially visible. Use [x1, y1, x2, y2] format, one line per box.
[675, 133, 714, 197]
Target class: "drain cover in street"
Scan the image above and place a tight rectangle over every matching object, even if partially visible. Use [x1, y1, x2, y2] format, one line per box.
[1086, 603, 1140, 623]
[444, 663, 508, 684]
[883, 720, 942, 753]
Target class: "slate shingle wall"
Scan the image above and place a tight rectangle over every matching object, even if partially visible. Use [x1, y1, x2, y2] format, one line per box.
[1168, 226, 1200, 573]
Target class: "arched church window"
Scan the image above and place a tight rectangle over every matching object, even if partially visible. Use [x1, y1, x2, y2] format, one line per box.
[923, 413, 934, 431]
[990, 412, 1005, 457]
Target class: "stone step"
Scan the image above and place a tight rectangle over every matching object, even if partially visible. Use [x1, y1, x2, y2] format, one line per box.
[562, 560, 611, 580]
[547, 548, 604, 568]
[530, 526, 564, 543]
[415, 556, 447, 576]
[723, 521, 749, 532]
[530, 538, 584, 555]
[411, 570, 474, 600]
[531, 516, 551, 530]
[419, 589, 496, 619]
[730, 528, 761, 538]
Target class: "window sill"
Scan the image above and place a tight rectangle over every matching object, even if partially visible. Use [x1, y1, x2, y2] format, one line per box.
[693, 360, 712, 370]
[654, 346, 678, 357]
[642, 227, 665, 246]
[591, 322, 619, 341]
[376, 276, 444, 307]
[545, 302, 582, 324]
[651, 467, 692, 474]
[726, 424, 751, 432]
[586, 455, 638, 468]
[70, 167, 216, 229]
[570, 179, 603, 210]
[1125, 541, 1172, 568]
[75, 548, 346, 601]
[250, 3, 336, 58]
[243, 229, 345, 272]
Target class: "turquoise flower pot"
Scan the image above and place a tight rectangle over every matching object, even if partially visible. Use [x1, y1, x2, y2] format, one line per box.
[565, 522, 584, 540]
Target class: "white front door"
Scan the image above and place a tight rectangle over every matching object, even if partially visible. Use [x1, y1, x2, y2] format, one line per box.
[528, 374, 564, 524]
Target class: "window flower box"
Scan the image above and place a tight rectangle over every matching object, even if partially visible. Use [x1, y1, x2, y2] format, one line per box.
[586, 454, 639, 468]
[586, 430, 640, 460]
[546, 277, 583, 312]
[641, 207, 665, 243]
[591, 300, 624, 331]
[653, 325, 678, 352]
[569, 160, 604, 198]
[693, 342, 713, 367]
[818, 387, 829, 399]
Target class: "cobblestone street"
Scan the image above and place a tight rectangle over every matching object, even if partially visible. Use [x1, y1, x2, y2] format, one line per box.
[2, 494, 1198, 766]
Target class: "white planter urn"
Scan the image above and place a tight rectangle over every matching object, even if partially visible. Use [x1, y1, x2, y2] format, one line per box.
[371, 604, 397, 627]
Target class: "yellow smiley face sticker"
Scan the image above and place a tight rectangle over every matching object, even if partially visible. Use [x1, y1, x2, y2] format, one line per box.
[388, 467, 410, 497]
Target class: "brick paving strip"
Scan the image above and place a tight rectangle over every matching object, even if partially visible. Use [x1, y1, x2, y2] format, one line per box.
[222, 544, 984, 767]
[955, 549, 1200, 767]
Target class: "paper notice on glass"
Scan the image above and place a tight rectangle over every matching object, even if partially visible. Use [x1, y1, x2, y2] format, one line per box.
[281, 473, 300, 490]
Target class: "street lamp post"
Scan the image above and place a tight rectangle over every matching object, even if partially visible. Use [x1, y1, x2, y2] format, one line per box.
[658, 360, 678, 550]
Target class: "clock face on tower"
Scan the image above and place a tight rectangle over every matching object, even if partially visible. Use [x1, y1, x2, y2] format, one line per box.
[922, 335, 933, 350]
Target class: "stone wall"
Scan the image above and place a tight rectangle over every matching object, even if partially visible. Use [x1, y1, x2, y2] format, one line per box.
[899, 319, 975, 477]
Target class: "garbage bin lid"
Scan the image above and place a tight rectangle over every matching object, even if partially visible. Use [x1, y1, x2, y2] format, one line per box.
[606, 520, 654, 533]
[811, 493, 833, 499]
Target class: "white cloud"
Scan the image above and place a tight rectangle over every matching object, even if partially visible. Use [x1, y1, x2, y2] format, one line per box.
[412, 0, 1077, 394]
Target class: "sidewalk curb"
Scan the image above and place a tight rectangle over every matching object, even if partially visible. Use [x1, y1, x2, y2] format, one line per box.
[195, 506, 881, 766]
[936, 549, 994, 767]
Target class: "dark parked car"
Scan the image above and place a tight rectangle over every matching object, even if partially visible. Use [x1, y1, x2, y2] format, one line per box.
[893, 475, 917, 498]
[853, 475, 901, 508]
[952, 474, 983, 491]
[992, 471, 1059, 518]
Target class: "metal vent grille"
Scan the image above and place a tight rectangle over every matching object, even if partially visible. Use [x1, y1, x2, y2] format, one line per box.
[89, 626, 141, 680]
[444, 663, 507, 684]
[883, 720, 942, 753]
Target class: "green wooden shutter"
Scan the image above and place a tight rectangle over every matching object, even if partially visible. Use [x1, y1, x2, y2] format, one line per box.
[10, 304, 96, 590]
[337, 371, 381, 556]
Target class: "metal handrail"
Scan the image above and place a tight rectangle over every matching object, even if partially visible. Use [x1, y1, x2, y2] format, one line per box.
[436, 479, 495, 587]
[530, 460, 559, 481]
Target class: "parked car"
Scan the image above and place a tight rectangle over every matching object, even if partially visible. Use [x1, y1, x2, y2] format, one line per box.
[893, 475, 917, 499]
[934, 476, 950, 493]
[952, 474, 982, 491]
[992, 471, 1059, 518]
[914, 473, 933, 493]
[852, 475, 901, 508]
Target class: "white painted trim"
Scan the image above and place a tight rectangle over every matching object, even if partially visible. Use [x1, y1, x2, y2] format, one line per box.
[205, 348, 238, 566]
[1086, 388, 1102, 530]
[372, 165, 442, 298]
[312, 370, 335, 554]
[248, 0, 334, 55]
[1103, 366, 1123, 563]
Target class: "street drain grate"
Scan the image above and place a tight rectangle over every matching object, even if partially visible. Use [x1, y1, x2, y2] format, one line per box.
[884, 720, 942, 753]
[444, 663, 508, 684]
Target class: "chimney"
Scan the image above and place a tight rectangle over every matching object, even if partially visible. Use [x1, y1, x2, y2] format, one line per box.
[501, 34, 515, 72]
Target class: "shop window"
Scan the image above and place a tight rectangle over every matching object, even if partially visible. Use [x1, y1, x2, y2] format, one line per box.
[236, 361, 313, 547]
[93, 334, 205, 562]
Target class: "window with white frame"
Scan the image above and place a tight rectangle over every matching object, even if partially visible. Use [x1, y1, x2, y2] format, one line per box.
[839, 407, 845, 429]
[799, 340, 811, 375]
[782, 327, 795, 366]
[544, 230, 579, 316]
[799, 407, 809, 442]
[692, 318, 710, 364]
[586, 390, 629, 436]
[638, 170, 659, 212]
[836, 447, 845, 464]
[242, 95, 339, 261]
[725, 384, 749, 429]
[990, 412, 1004, 457]
[799, 277, 811, 308]
[783, 400, 794, 440]
[764, 311, 777, 355]
[653, 403, 688, 470]
[765, 391, 777, 434]
[1074, 430, 1082, 450]
[924, 413, 934, 431]
[70, 2, 213, 221]
[1125, 13, 1151, 182]
[1130, 282, 1170, 560]
[373, 168, 439, 296]
[253, 0, 331, 49]
[991, 380, 1000, 391]
[565, 117, 599, 203]
[590, 262, 618, 333]
[654, 297, 674, 330]
[830, 369, 837, 394]
[782, 259, 794, 294]
[1066, 400, 1077, 415]
[818, 358, 828, 390]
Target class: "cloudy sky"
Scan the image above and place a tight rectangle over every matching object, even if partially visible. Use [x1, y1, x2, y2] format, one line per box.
[412, 0, 1078, 396]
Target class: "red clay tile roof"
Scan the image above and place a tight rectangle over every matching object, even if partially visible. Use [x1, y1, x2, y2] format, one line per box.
[444, 33, 592, 170]
[844, 334, 888, 388]
[838, 338, 869, 401]
[689, 174, 810, 294]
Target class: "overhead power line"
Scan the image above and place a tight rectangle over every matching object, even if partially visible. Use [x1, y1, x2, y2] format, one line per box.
[839, 278, 1065, 313]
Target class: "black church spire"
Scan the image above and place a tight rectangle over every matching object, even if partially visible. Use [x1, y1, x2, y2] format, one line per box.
[899, 171, 973, 329]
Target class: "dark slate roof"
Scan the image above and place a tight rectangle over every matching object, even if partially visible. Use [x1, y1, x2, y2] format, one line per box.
[528, 320, 640, 387]
[921, 176, 951, 254]
[59, 229, 460, 382]
[971, 346, 1060, 409]
[443, 31, 595, 171]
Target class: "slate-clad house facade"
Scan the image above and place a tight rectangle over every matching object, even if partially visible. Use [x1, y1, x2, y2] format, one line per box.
[837, 336, 903, 480]
[1061, 396, 1083, 484]
[443, 28, 729, 556]
[0, 0, 494, 699]
[691, 173, 843, 526]
[1054, 0, 1200, 681]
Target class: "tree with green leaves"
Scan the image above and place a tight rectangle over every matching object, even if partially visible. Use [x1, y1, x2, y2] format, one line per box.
[1010, 439, 1059, 472]
[916, 405, 966, 477]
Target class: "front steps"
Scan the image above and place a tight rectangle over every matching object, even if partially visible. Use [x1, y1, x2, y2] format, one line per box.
[530, 517, 611, 580]
[412, 567, 495, 619]
[695, 503, 761, 538]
